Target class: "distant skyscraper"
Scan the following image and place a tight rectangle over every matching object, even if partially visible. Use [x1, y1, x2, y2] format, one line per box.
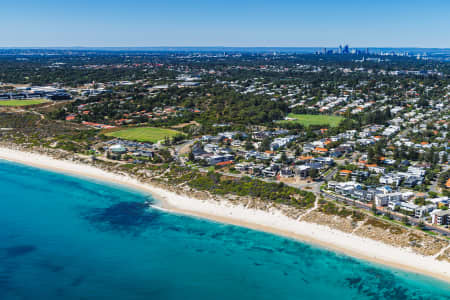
[343, 45, 349, 54]
[338, 45, 343, 54]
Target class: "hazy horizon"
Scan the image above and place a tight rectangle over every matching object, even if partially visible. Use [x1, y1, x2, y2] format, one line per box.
[1, 46, 449, 51]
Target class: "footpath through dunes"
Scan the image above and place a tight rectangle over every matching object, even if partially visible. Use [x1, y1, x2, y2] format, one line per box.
[0, 145, 449, 285]
[1, 158, 450, 300]
[300, 201, 449, 256]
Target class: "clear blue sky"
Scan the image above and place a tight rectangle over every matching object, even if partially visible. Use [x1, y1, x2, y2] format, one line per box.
[2, 0, 449, 48]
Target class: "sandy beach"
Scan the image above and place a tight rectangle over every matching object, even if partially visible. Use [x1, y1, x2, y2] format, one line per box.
[0, 146, 449, 283]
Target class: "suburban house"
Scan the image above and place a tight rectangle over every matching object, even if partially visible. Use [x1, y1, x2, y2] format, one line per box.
[295, 165, 310, 178]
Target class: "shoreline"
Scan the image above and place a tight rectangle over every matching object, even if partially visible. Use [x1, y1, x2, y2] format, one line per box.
[0, 147, 449, 283]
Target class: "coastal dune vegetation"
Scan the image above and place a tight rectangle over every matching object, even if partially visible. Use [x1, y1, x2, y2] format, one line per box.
[0, 145, 449, 281]
[161, 166, 316, 209]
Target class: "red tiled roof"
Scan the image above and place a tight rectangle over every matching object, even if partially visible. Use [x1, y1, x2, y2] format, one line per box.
[340, 170, 352, 174]
[298, 156, 313, 161]
[216, 160, 233, 166]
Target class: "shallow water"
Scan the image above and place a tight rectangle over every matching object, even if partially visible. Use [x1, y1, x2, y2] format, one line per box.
[0, 160, 449, 300]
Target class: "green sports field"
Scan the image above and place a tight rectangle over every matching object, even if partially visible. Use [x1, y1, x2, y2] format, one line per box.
[0, 99, 49, 106]
[105, 127, 183, 143]
[280, 113, 344, 127]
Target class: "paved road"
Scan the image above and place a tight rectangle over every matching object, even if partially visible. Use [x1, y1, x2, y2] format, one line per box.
[189, 160, 450, 237]
[324, 167, 338, 181]
[320, 190, 450, 237]
[172, 139, 197, 165]
[430, 164, 450, 193]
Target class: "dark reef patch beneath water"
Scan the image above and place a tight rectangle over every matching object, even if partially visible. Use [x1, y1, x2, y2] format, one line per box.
[4, 245, 36, 258]
[80, 201, 160, 235]
[1, 160, 450, 300]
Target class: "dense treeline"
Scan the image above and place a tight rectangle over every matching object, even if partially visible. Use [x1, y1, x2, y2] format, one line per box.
[58, 84, 289, 125]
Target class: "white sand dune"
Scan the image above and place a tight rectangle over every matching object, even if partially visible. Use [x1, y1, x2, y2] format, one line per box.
[0, 147, 449, 283]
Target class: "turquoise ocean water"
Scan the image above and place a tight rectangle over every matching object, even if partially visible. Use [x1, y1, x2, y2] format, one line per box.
[0, 159, 449, 300]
